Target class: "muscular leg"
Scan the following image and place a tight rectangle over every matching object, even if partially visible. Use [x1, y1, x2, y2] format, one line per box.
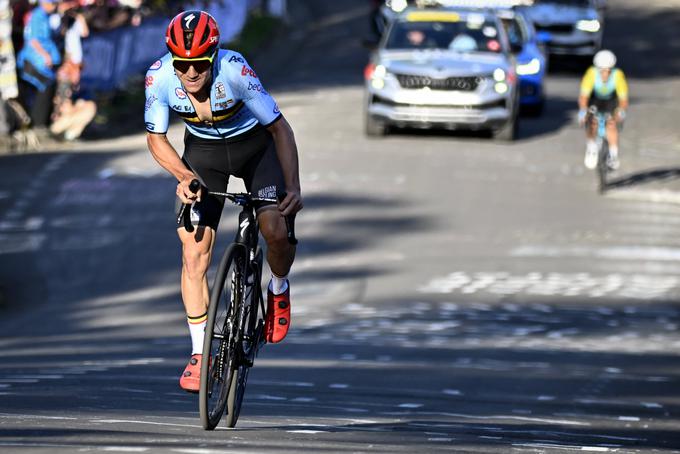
[606, 118, 618, 149]
[258, 207, 295, 277]
[586, 114, 597, 139]
[177, 226, 216, 317]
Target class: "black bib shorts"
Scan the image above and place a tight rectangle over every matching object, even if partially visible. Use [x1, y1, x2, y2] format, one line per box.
[177, 125, 285, 230]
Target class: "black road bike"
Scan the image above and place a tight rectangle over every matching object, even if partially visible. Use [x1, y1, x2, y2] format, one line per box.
[177, 179, 296, 429]
[586, 106, 622, 194]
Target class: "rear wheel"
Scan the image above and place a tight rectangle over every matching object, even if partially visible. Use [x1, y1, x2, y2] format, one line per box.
[199, 244, 246, 430]
[224, 247, 264, 428]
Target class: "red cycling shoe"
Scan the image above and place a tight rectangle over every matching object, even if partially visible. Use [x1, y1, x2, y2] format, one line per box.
[265, 284, 291, 344]
[179, 354, 202, 393]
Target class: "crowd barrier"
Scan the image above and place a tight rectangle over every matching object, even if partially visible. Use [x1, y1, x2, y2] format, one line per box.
[80, 0, 253, 91]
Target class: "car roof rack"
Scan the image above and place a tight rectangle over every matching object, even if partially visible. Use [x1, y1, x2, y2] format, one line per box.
[415, 0, 534, 8]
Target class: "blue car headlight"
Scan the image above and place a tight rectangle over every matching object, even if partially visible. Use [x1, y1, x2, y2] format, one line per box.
[576, 19, 601, 33]
[516, 58, 541, 76]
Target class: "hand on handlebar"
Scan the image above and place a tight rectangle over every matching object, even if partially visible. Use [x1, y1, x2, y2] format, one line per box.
[577, 109, 587, 127]
[616, 109, 626, 123]
[278, 188, 303, 217]
[177, 177, 202, 204]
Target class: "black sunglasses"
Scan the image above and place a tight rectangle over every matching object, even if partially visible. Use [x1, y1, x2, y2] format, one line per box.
[172, 58, 213, 74]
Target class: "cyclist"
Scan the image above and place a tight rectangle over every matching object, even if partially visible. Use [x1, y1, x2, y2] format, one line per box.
[145, 11, 303, 393]
[578, 49, 629, 170]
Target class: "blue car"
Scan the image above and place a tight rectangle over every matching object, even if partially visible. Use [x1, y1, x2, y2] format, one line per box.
[497, 7, 550, 115]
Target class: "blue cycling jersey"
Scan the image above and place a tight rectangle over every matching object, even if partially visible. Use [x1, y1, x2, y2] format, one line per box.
[144, 49, 281, 139]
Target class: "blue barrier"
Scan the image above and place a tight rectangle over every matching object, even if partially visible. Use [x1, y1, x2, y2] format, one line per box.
[80, 0, 252, 91]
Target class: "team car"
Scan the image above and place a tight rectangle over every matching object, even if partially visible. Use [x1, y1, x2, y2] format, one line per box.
[364, 8, 520, 140]
[524, 0, 603, 58]
[371, 0, 546, 115]
[496, 7, 549, 114]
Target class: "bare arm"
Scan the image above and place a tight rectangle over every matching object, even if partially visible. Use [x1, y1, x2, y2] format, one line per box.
[267, 116, 303, 216]
[147, 132, 201, 203]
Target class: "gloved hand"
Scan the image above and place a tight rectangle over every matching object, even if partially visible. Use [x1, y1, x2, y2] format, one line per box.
[578, 109, 587, 126]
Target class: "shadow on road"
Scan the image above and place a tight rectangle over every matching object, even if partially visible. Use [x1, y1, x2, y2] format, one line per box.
[604, 166, 680, 191]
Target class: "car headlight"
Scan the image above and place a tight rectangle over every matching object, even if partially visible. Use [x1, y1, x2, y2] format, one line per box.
[494, 82, 508, 94]
[388, 0, 408, 12]
[576, 19, 600, 33]
[493, 68, 506, 82]
[516, 58, 541, 76]
[374, 65, 387, 79]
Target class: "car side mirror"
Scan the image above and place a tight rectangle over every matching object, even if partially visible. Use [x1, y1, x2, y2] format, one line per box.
[536, 31, 552, 43]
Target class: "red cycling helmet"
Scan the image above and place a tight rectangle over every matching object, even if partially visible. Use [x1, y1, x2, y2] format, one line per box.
[166, 11, 220, 59]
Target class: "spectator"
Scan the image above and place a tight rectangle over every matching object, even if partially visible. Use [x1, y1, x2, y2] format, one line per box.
[50, 0, 95, 140]
[16, 0, 61, 134]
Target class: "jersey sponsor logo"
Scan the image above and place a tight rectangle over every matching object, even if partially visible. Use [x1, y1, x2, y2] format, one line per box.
[171, 104, 192, 112]
[215, 82, 226, 99]
[247, 81, 268, 95]
[241, 65, 258, 78]
[215, 99, 234, 109]
[150, 60, 162, 70]
[145, 95, 157, 112]
[228, 55, 244, 64]
[175, 87, 187, 99]
[145, 76, 154, 88]
[273, 104, 280, 115]
[145, 121, 155, 130]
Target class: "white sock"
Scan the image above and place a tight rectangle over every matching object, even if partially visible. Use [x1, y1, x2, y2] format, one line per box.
[187, 313, 207, 355]
[609, 146, 619, 157]
[587, 139, 597, 151]
[269, 273, 289, 295]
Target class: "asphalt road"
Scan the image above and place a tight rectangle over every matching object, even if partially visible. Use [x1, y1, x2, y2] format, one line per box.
[1, 0, 680, 452]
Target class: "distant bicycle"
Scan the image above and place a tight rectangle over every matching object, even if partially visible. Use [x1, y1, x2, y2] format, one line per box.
[178, 180, 296, 429]
[585, 106, 620, 193]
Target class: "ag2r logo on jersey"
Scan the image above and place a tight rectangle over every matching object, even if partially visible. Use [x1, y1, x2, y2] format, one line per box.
[241, 65, 258, 78]
[229, 55, 244, 64]
[175, 87, 187, 99]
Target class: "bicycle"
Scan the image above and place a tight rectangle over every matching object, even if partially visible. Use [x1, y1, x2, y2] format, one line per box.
[586, 106, 620, 193]
[177, 179, 297, 429]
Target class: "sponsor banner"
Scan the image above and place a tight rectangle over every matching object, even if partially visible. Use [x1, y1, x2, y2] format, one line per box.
[81, 0, 253, 91]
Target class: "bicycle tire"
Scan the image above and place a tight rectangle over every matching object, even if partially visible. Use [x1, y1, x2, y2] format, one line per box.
[224, 247, 264, 428]
[199, 243, 247, 430]
[597, 139, 608, 193]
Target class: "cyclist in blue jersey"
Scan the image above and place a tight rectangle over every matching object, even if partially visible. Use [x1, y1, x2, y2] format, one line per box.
[145, 11, 303, 393]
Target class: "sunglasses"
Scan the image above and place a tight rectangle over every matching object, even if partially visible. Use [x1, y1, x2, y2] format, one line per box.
[172, 56, 213, 74]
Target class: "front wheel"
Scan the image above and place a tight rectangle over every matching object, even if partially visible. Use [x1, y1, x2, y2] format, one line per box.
[494, 115, 518, 141]
[199, 243, 247, 430]
[597, 139, 609, 193]
[365, 114, 389, 137]
[224, 247, 264, 428]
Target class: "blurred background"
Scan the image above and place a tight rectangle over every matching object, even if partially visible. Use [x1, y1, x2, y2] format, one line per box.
[1, 0, 680, 452]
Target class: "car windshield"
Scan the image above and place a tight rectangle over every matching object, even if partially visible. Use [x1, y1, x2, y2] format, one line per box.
[385, 15, 504, 53]
[533, 0, 590, 6]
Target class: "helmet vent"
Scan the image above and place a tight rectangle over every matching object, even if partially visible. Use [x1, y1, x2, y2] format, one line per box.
[184, 31, 194, 51]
